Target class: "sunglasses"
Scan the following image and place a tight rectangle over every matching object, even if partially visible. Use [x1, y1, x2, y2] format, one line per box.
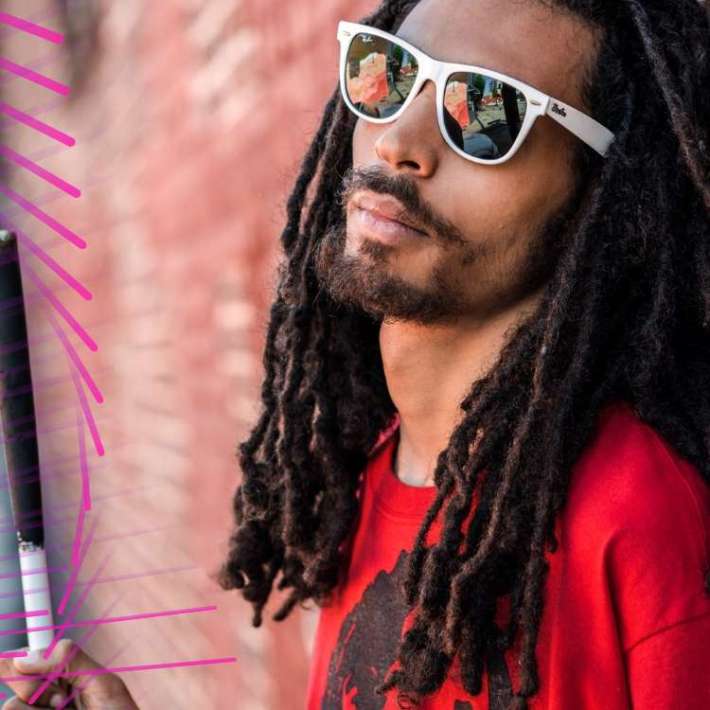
[337, 20, 615, 165]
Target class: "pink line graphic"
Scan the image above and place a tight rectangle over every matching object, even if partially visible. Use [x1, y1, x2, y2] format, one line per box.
[0, 144, 80, 196]
[58, 642, 129, 710]
[0, 56, 69, 94]
[77, 410, 92, 511]
[1, 656, 239, 685]
[56, 516, 97, 616]
[0, 610, 49, 620]
[66, 355, 104, 456]
[46, 313, 103, 405]
[14, 226, 92, 299]
[0, 12, 64, 44]
[23, 261, 98, 351]
[0, 605, 217, 637]
[0, 183, 85, 246]
[44, 551, 112, 662]
[0, 101, 74, 145]
[32, 590, 126, 704]
[0, 650, 28, 659]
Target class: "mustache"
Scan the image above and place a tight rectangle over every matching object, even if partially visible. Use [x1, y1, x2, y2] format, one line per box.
[338, 165, 467, 245]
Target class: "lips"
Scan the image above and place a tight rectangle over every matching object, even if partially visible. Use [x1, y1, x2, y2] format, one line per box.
[352, 193, 429, 237]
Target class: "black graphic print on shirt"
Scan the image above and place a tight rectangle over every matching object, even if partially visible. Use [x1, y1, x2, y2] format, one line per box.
[320, 549, 513, 709]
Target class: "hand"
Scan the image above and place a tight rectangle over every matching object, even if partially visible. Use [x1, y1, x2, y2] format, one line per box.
[0, 639, 139, 709]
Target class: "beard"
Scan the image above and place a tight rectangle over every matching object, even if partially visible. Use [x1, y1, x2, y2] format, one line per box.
[312, 165, 585, 327]
[313, 217, 474, 325]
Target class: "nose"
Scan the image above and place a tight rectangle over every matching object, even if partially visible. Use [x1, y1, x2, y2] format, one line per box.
[372, 79, 441, 177]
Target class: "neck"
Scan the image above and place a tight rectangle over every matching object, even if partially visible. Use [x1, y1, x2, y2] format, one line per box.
[380, 294, 542, 487]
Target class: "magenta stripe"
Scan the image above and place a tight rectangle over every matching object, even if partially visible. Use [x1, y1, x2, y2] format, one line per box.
[48, 311, 103, 404]
[68, 357, 104, 456]
[23, 262, 97, 351]
[78, 411, 91, 510]
[43, 550, 110, 664]
[57, 516, 96, 616]
[58, 641, 128, 710]
[0, 609, 48, 620]
[0, 13, 63, 43]
[71, 490, 86, 569]
[6, 656, 238, 685]
[0, 605, 217, 637]
[0, 565, 67, 581]
[0, 96, 64, 125]
[0, 101, 73, 144]
[34, 588, 125, 703]
[68, 564, 198, 589]
[0, 56, 68, 94]
[0, 144, 80, 196]
[0, 184, 85, 246]
[15, 229, 92, 299]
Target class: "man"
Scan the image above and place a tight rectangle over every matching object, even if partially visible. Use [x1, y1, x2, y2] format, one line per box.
[1, 0, 709, 708]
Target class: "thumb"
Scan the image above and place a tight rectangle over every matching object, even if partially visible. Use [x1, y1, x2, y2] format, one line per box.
[12, 640, 135, 709]
[3, 644, 69, 708]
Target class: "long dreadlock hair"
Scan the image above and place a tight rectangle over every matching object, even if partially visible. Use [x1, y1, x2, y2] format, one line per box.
[217, 0, 710, 706]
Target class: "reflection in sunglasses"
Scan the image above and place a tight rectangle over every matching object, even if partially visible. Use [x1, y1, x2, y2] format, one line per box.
[344, 33, 527, 160]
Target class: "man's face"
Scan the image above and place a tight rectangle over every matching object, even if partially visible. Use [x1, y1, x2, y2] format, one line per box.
[315, 0, 601, 325]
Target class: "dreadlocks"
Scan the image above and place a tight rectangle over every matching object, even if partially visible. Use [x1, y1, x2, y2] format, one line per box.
[217, 0, 710, 706]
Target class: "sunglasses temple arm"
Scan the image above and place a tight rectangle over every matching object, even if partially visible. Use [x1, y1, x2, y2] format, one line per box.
[544, 96, 615, 157]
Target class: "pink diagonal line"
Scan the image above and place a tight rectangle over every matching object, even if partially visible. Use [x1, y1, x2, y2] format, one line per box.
[0, 13, 63, 43]
[77, 410, 91, 511]
[0, 566, 67, 582]
[0, 587, 48, 601]
[0, 96, 65, 127]
[69, 564, 198, 589]
[0, 8, 60, 38]
[57, 515, 97, 616]
[0, 610, 48, 620]
[31, 305, 105, 459]
[17, 229, 92, 300]
[58, 642, 128, 710]
[70, 490, 86, 569]
[42, 550, 112, 664]
[0, 183, 85, 246]
[23, 261, 98, 351]
[0, 144, 79, 196]
[0, 50, 61, 88]
[44, 413, 87, 613]
[0, 522, 171, 565]
[67, 354, 104, 456]
[6, 657, 239, 686]
[0, 101, 73, 144]
[34, 590, 126, 704]
[46, 310, 103, 404]
[0, 56, 68, 94]
[0, 605, 218, 638]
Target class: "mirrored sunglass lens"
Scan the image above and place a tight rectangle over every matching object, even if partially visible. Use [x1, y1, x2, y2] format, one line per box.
[443, 72, 527, 160]
[344, 33, 419, 119]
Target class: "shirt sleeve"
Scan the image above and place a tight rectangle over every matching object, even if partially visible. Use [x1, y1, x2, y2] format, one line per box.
[624, 612, 710, 709]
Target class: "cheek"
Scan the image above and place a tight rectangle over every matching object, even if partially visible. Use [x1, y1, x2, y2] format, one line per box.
[454, 153, 576, 244]
[352, 118, 380, 166]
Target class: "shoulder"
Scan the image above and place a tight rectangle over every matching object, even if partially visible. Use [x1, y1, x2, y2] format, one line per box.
[565, 399, 709, 541]
[560, 400, 710, 648]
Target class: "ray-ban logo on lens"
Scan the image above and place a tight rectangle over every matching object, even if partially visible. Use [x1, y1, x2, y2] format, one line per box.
[551, 102, 568, 117]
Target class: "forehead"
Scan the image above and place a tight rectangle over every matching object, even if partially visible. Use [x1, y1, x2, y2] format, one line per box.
[396, 0, 601, 107]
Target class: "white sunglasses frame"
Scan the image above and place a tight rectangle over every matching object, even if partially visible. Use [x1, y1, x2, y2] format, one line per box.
[337, 20, 615, 165]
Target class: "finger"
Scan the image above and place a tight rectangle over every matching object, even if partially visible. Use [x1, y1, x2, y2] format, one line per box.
[13, 641, 133, 708]
[1, 695, 53, 710]
[0, 649, 65, 707]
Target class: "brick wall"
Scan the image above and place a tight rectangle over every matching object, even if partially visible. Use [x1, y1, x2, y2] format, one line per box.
[0, 0, 377, 707]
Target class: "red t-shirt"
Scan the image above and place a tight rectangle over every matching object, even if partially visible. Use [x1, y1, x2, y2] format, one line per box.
[305, 400, 710, 709]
